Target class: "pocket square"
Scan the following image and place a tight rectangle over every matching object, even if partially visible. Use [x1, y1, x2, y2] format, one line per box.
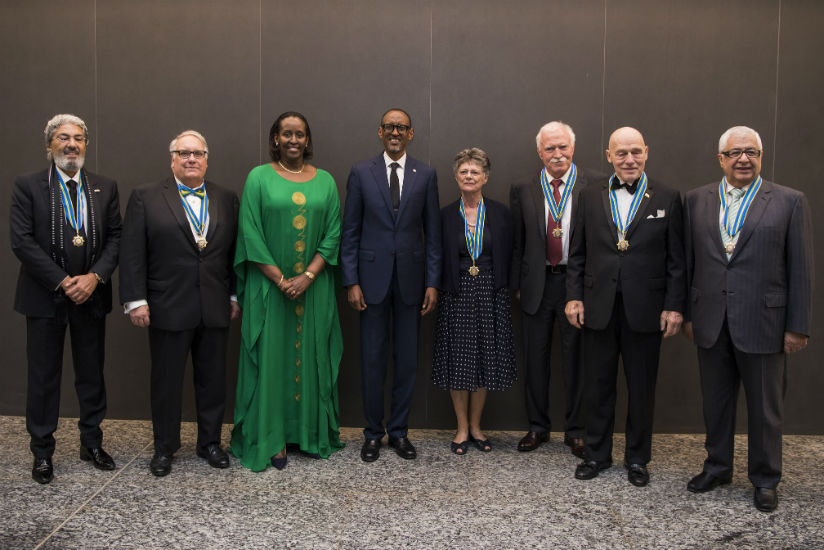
[647, 209, 666, 219]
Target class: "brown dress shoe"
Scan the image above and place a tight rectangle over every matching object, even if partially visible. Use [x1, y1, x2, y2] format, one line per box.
[517, 431, 549, 452]
[563, 435, 585, 458]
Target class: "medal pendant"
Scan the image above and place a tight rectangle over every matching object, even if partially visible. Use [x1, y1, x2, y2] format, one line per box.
[725, 242, 735, 253]
[72, 234, 85, 247]
[468, 265, 480, 276]
[552, 227, 564, 238]
[617, 239, 629, 251]
[197, 238, 208, 250]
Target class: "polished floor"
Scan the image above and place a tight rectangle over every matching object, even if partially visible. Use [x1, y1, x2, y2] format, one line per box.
[2, 416, 822, 550]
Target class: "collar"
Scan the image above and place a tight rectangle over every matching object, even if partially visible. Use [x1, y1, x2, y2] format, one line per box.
[544, 165, 572, 185]
[175, 177, 205, 192]
[383, 152, 407, 170]
[55, 165, 83, 186]
[723, 179, 752, 195]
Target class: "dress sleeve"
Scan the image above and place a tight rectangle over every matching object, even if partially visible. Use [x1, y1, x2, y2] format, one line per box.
[315, 174, 342, 266]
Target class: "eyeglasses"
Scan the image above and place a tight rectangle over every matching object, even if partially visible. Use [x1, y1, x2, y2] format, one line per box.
[720, 148, 761, 159]
[173, 150, 207, 160]
[55, 134, 87, 144]
[381, 123, 410, 134]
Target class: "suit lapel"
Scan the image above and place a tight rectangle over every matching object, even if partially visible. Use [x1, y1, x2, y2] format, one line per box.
[369, 155, 394, 218]
[600, 182, 617, 235]
[397, 158, 418, 223]
[204, 180, 220, 245]
[529, 175, 546, 240]
[625, 182, 652, 239]
[162, 178, 199, 250]
[729, 181, 771, 261]
[704, 185, 727, 260]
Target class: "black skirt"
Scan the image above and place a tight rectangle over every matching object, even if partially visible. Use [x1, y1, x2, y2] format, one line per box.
[432, 268, 516, 391]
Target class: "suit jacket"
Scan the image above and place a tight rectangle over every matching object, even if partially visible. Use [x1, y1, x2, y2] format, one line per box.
[567, 175, 686, 332]
[119, 177, 239, 331]
[684, 180, 813, 354]
[11, 166, 121, 319]
[509, 166, 601, 315]
[439, 197, 511, 294]
[341, 153, 441, 305]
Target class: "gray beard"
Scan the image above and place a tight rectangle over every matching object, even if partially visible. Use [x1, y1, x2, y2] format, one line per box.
[54, 153, 85, 174]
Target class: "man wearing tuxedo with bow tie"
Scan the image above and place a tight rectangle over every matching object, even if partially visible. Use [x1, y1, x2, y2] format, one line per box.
[120, 130, 239, 477]
[11, 114, 122, 484]
[565, 127, 685, 487]
[682, 126, 813, 512]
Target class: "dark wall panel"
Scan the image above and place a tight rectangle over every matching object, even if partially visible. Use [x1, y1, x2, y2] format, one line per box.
[773, 0, 824, 434]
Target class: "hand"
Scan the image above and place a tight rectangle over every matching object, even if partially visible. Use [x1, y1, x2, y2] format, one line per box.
[347, 285, 367, 311]
[681, 321, 694, 342]
[282, 274, 312, 301]
[129, 305, 150, 327]
[565, 300, 584, 329]
[784, 331, 809, 354]
[62, 273, 98, 304]
[421, 287, 438, 316]
[660, 310, 683, 338]
[230, 301, 241, 320]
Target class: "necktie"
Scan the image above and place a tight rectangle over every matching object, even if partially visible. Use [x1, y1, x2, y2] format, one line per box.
[723, 187, 746, 257]
[546, 178, 563, 266]
[389, 162, 400, 213]
[67, 179, 78, 204]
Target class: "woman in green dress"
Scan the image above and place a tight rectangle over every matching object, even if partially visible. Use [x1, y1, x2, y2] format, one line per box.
[231, 111, 344, 471]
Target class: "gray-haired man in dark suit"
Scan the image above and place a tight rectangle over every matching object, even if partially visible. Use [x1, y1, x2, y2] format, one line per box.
[683, 126, 814, 513]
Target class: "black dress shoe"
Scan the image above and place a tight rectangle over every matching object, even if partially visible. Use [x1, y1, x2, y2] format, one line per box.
[361, 438, 381, 462]
[754, 487, 777, 512]
[625, 463, 649, 487]
[388, 436, 417, 459]
[271, 454, 288, 470]
[80, 446, 116, 471]
[575, 459, 612, 480]
[563, 435, 585, 458]
[150, 453, 172, 477]
[687, 471, 731, 493]
[32, 457, 53, 484]
[196, 443, 230, 469]
[517, 431, 549, 452]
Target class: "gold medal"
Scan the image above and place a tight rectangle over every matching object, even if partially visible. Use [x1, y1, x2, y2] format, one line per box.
[617, 239, 629, 251]
[725, 242, 735, 253]
[552, 227, 564, 238]
[468, 264, 480, 276]
[72, 234, 85, 247]
[197, 237, 208, 250]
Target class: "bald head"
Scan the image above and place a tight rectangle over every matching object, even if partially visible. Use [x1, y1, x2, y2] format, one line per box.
[606, 127, 648, 183]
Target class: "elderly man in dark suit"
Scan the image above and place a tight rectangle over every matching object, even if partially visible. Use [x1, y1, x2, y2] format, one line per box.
[341, 108, 441, 462]
[566, 127, 685, 487]
[11, 113, 121, 484]
[119, 130, 239, 477]
[510, 121, 601, 458]
[683, 126, 813, 512]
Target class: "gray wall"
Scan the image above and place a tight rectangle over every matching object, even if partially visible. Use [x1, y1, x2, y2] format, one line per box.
[2, 0, 822, 434]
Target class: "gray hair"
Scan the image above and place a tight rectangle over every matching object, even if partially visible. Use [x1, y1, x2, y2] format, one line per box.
[453, 147, 491, 176]
[718, 126, 762, 153]
[535, 121, 576, 148]
[169, 130, 209, 155]
[44, 114, 89, 160]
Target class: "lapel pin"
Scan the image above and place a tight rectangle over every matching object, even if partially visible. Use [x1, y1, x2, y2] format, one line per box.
[94, 189, 101, 193]
[413, 168, 417, 173]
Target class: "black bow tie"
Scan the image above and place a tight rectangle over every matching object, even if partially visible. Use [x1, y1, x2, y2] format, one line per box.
[611, 178, 639, 194]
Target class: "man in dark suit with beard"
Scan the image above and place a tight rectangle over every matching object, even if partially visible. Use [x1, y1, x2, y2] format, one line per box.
[119, 130, 239, 477]
[11, 113, 121, 484]
[510, 121, 601, 458]
[566, 126, 685, 487]
[683, 126, 813, 512]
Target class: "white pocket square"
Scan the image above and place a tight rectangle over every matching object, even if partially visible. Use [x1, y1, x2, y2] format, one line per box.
[647, 209, 666, 219]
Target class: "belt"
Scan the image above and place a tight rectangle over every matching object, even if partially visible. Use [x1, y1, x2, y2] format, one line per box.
[546, 264, 567, 274]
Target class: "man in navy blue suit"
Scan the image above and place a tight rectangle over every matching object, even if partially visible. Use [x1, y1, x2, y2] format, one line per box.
[341, 108, 441, 462]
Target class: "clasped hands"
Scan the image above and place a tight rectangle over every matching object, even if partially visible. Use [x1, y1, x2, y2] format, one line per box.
[60, 273, 98, 305]
[278, 273, 312, 301]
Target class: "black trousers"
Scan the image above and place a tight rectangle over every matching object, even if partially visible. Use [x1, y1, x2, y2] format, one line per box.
[148, 325, 227, 456]
[360, 266, 421, 440]
[26, 309, 107, 458]
[521, 268, 583, 437]
[581, 294, 662, 465]
[697, 318, 786, 488]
